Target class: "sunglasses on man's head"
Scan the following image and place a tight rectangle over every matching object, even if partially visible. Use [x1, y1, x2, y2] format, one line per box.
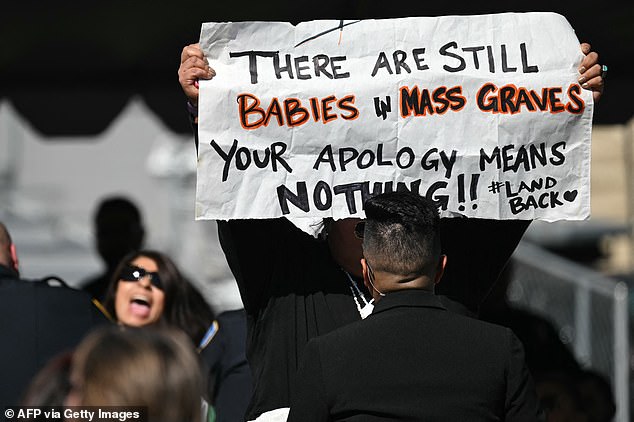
[119, 265, 163, 290]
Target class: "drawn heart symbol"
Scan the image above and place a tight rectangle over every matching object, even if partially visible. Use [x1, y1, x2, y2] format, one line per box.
[563, 190, 578, 202]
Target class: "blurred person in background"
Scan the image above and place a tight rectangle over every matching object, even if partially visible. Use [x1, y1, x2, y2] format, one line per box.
[81, 196, 145, 302]
[102, 249, 250, 421]
[20, 352, 73, 406]
[535, 371, 587, 422]
[0, 222, 109, 405]
[201, 308, 253, 422]
[575, 369, 616, 422]
[479, 260, 582, 377]
[66, 326, 204, 422]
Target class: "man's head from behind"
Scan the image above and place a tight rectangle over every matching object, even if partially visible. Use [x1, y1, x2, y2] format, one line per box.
[360, 191, 445, 300]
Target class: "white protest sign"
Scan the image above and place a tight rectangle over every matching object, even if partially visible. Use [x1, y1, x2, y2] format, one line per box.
[196, 13, 593, 229]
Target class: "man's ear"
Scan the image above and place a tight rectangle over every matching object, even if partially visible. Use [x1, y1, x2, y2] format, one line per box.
[433, 255, 447, 285]
[10, 243, 19, 273]
[360, 258, 371, 290]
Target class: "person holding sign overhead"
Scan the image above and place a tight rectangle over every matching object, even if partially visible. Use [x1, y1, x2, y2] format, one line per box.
[178, 19, 605, 421]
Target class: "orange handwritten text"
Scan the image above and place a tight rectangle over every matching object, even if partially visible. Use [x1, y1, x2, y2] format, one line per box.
[476, 83, 585, 114]
[237, 93, 359, 129]
[400, 85, 466, 117]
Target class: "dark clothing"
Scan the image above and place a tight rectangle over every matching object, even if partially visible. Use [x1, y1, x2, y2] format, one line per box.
[288, 289, 540, 422]
[201, 309, 254, 422]
[218, 218, 361, 420]
[0, 265, 111, 405]
[81, 271, 111, 302]
[218, 217, 529, 420]
[479, 261, 581, 378]
[481, 306, 581, 377]
[437, 218, 530, 313]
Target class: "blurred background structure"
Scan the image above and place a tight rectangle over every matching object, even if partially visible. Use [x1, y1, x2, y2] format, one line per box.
[1, 2, 633, 420]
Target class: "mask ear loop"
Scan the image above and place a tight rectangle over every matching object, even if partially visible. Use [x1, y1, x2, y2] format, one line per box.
[366, 261, 386, 297]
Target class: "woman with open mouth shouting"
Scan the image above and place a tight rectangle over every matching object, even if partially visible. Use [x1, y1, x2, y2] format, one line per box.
[101, 250, 215, 349]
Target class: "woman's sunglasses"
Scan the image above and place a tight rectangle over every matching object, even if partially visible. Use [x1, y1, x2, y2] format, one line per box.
[119, 265, 163, 290]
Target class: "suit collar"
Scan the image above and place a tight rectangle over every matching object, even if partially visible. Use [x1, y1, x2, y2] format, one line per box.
[371, 289, 446, 315]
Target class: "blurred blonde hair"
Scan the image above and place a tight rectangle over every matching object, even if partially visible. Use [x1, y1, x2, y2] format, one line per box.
[70, 326, 203, 422]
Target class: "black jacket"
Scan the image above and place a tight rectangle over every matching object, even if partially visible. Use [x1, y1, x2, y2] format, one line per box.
[218, 218, 361, 420]
[288, 289, 540, 422]
[0, 265, 110, 405]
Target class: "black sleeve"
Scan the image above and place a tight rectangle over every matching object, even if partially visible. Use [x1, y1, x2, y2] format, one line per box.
[192, 117, 199, 153]
[504, 331, 541, 422]
[437, 218, 531, 315]
[217, 218, 299, 315]
[200, 310, 252, 421]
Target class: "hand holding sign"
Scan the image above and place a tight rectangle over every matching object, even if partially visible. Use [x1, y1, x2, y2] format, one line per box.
[578, 42, 605, 102]
[178, 43, 215, 107]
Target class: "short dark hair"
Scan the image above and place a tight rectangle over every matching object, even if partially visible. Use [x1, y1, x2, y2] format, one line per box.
[362, 191, 440, 277]
[95, 196, 143, 230]
[94, 196, 145, 267]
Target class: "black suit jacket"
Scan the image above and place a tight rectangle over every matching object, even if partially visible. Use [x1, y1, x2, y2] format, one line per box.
[0, 265, 111, 405]
[200, 309, 253, 422]
[288, 289, 540, 422]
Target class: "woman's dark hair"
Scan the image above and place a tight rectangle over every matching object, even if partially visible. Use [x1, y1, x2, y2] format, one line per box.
[103, 250, 215, 346]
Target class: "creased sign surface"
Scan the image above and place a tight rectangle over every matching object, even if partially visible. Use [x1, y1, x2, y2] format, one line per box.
[196, 13, 592, 228]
